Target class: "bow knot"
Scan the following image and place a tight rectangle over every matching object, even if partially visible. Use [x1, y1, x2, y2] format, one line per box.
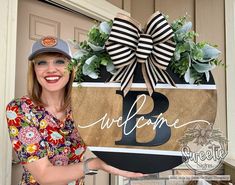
[106, 11, 176, 96]
[136, 34, 153, 63]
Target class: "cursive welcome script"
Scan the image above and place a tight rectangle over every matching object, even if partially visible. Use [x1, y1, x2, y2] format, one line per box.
[77, 94, 211, 135]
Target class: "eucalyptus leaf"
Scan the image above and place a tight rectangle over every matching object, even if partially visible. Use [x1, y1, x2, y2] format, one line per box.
[88, 71, 99, 79]
[174, 50, 181, 61]
[82, 63, 99, 79]
[67, 39, 80, 49]
[196, 58, 212, 63]
[205, 71, 210, 82]
[99, 21, 111, 34]
[202, 44, 221, 60]
[85, 55, 97, 65]
[175, 33, 185, 42]
[73, 50, 85, 60]
[192, 61, 216, 73]
[82, 63, 91, 75]
[184, 67, 196, 84]
[106, 61, 115, 72]
[183, 53, 195, 83]
[88, 42, 104, 51]
[109, 70, 116, 75]
[176, 21, 192, 34]
[184, 67, 191, 83]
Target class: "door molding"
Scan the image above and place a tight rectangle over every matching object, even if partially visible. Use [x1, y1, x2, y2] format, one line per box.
[48, 0, 130, 20]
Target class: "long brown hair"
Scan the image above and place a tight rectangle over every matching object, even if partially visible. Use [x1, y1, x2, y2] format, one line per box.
[27, 53, 75, 111]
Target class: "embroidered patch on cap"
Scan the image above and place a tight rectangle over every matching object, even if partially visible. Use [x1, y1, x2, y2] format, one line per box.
[41, 36, 57, 47]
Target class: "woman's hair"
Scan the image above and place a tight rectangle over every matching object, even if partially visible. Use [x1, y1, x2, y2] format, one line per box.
[27, 52, 75, 111]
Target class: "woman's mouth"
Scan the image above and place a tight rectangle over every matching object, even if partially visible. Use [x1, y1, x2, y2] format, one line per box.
[44, 76, 61, 83]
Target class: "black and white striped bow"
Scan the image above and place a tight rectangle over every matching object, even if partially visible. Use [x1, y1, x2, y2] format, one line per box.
[106, 11, 176, 96]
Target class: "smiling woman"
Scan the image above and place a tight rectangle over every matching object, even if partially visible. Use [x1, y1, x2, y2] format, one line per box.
[29, 53, 72, 112]
[5, 36, 144, 185]
[32, 55, 72, 123]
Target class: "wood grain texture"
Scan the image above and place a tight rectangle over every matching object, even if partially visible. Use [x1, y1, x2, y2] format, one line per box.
[72, 87, 217, 152]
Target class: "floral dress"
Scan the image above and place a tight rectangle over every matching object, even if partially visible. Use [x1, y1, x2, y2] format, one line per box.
[6, 96, 86, 185]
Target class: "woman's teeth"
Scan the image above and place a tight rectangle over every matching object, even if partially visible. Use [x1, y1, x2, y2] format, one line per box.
[44, 76, 61, 83]
[45, 77, 60, 80]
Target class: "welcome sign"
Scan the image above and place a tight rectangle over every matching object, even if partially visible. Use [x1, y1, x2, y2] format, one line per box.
[71, 66, 217, 173]
[70, 11, 219, 173]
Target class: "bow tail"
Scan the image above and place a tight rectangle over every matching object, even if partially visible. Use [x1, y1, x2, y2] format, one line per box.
[149, 56, 176, 87]
[120, 59, 137, 96]
[141, 61, 155, 96]
[109, 67, 128, 82]
[108, 66, 133, 96]
[108, 55, 136, 96]
[161, 70, 176, 87]
[122, 76, 134, 96]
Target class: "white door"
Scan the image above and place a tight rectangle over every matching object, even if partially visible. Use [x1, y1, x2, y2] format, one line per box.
[13, 0, 109, 184]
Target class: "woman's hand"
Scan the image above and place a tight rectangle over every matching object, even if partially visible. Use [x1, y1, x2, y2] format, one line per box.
[88, 158, 146, 178]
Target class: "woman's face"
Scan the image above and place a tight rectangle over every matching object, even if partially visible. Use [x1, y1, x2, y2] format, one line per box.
[33, 54, 70, 94]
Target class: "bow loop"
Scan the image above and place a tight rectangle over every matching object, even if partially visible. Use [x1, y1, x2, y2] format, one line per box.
[146, 12, 174, 44]
[108, 15, 141, 50]
[106, 11, 176, 96]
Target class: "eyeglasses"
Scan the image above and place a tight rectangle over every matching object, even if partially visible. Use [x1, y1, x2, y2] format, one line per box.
[33, 58, 69, 70]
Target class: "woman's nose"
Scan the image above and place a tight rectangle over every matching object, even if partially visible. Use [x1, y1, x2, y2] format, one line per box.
[46, 61, 57, 71]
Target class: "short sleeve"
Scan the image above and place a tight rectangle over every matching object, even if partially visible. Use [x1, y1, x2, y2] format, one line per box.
[6, 98, 47, 164]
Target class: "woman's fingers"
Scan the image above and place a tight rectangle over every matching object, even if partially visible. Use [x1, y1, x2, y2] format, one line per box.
[94, 158, 148, 178]
[103, 163, 146, 178]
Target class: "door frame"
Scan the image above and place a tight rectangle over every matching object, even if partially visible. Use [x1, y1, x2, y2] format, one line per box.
[0, 0, 18, 184]
[0, 0, 128, 184]
[225, 0, 235, 165]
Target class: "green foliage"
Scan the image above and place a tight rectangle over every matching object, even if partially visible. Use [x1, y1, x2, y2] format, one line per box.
[69, 16, 222, 84]
[88, 27, 109, 46]
[170, 15, 223, 84]
[69, 21, 113, 82]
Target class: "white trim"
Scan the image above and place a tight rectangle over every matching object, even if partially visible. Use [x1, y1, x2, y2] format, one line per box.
[73, 82, 216, 90]
[88, 146, 182, 156]
[0, 0, 18, 184]
[49, 0, 130, 21]
[225, 0, 235, 162]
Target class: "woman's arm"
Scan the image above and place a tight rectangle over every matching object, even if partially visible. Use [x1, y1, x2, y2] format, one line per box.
[24, 156, 144, 185]
[24, 156, 84, 185]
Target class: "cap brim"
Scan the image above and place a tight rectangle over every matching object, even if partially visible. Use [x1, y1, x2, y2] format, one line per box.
[28, 48, 72, 60]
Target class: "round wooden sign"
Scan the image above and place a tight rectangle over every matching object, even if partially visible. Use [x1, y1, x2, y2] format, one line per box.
[71, 65, 217, 173]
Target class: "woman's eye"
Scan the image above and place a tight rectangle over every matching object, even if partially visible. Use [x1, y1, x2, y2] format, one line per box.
[55, 60, 66, 65]
[36, 61, 47, 65]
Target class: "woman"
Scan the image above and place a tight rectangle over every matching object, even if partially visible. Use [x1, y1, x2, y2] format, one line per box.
[6, 36, 144, 185]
